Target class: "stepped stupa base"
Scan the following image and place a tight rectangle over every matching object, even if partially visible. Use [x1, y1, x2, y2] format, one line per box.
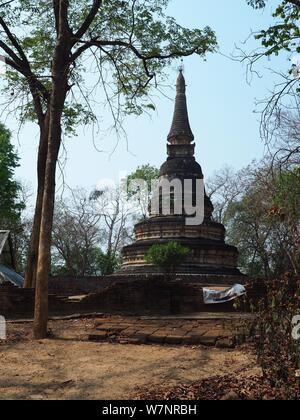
[120, 215, 245, 284]
[118, 71, 245, 287]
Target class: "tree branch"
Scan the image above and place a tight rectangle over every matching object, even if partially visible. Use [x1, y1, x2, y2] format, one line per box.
[0, 39, 24, 67]
[58, 0, 71, 38]
[0, 16, 30, 66]
[0, 26, 50, 118]
[74, 0, 102, 40]
[53, 0, 60, 34]
[70, 38, 199, 67]
[2, 54, 46, 124]
[0, 0, 16, 7]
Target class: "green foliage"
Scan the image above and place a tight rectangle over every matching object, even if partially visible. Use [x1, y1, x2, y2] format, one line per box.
[0, 122, 24, 227]
[247, 0, 267, 8]
[273, 168, 300, 225]
[255, 4, 300, 54]
[145, 241, 190, 274]
[51, 246, 119, 276]
[98, 250, 120, 276]
[0, 0, 217, 131]
[127, 164, 159, 195]
[126, 164, 159, 219]
[247, 0, 300, 92]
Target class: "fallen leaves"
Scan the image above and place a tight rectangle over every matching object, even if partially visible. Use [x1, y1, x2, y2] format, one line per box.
[135, 375, 300, 400]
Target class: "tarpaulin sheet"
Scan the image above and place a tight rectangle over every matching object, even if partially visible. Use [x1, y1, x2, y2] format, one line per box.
[0, 265, 24, 287]
[203, 284, 246, 304]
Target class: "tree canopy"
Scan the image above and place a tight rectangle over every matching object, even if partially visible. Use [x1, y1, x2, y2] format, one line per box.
[126, 164, 159, 219]
[247, 0, 300, 66]
[0, 0, 217, 131]
[0, 122, 23, 227]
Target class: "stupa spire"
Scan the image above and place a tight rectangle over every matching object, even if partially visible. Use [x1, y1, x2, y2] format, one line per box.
[167, 70, 194, 143]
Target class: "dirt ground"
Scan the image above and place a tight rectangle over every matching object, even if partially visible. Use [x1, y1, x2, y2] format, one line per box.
[0, 318, 259, 400]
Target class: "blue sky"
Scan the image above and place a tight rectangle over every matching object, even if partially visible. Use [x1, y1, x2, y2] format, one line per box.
[2, 0, 289, 197]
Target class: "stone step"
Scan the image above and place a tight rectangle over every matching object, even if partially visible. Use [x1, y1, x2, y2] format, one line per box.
[88, 330, 238, 348]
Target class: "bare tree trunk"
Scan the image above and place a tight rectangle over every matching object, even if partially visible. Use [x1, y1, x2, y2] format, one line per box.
[285, 247, 299, 276]
[33, 0, 70, 337]
[24, 115, 49, 288]
[33, 106, 63, 339]
[32, 1, 71, 339]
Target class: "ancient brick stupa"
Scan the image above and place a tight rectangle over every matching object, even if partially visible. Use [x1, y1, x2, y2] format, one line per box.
[121, 71, 245, 284]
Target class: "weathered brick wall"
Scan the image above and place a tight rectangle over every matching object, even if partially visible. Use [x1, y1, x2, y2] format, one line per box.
[78, 278, 236, 315]
[48, 276, 111, 296]
[1, 275, 257, 319]
[0, 283, 79, 318]
[0, 283, 35, 317]
[48, 272, 248, 296]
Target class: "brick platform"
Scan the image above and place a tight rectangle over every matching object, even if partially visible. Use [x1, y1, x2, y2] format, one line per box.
[88, 314, 248, 348]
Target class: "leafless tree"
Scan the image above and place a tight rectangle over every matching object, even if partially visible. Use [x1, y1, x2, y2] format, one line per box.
[52, 189, 101, 275]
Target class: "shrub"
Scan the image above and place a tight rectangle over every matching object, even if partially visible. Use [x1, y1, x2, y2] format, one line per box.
[145, 241, 190, 276]
[248, 274, 300, 398]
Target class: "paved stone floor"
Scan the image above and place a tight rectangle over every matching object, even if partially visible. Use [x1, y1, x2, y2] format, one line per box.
[89, 314, 249, 348]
